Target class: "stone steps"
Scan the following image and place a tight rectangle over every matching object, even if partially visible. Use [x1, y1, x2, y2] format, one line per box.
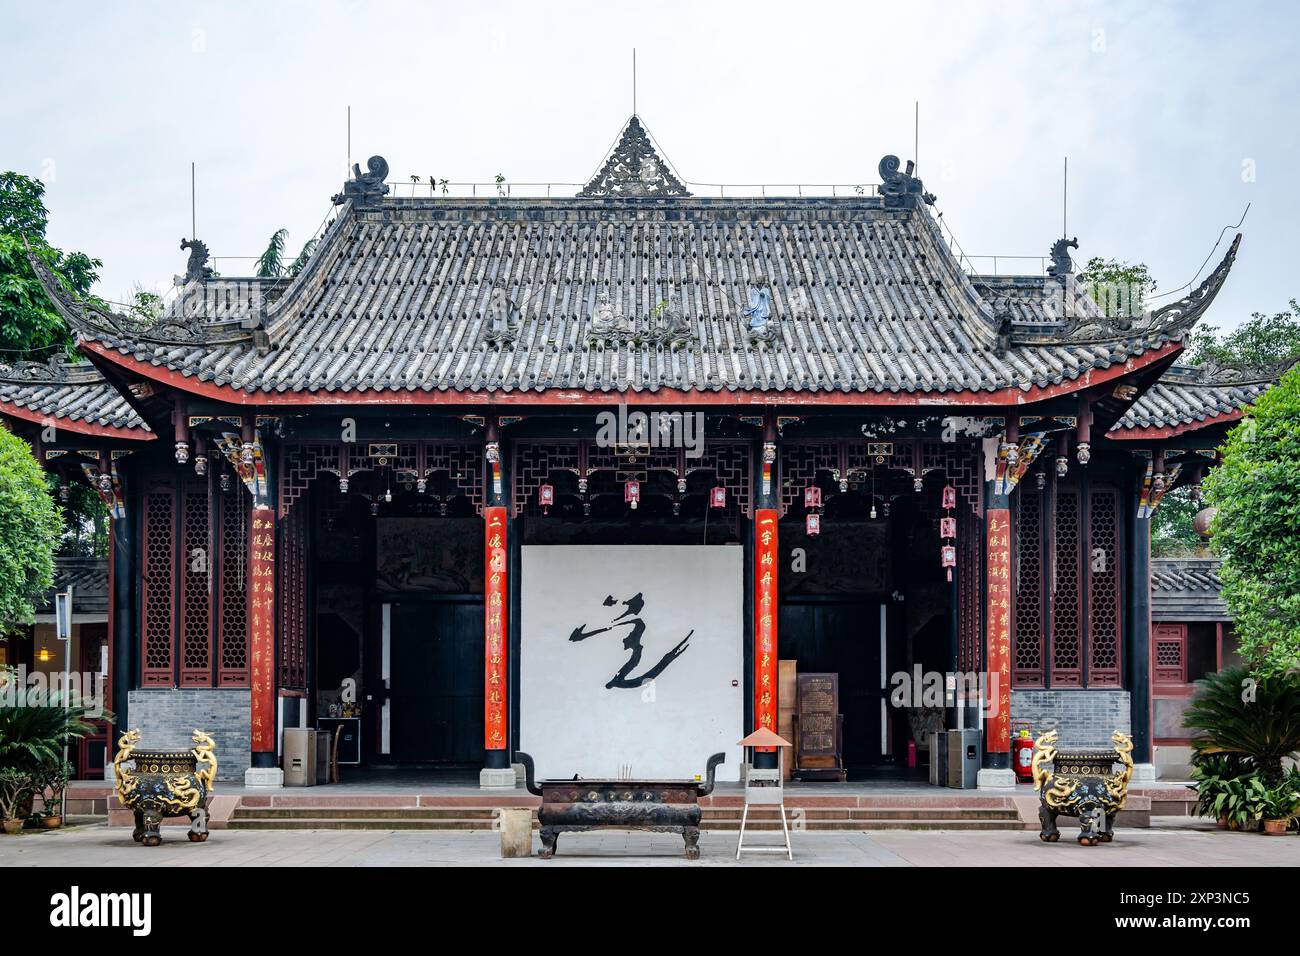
[226, 803, 1025, 831]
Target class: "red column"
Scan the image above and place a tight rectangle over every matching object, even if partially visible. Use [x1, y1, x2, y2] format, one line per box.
[754, 509, 779, 743]
[985, 508, 1012, 757]
[484, 506, 508, 753]
[249, 506, 276, 757]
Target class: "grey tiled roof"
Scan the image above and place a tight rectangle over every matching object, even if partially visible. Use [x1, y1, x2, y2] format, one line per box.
[1111, 359, 1293, 434]
[37, 557, 110, 615]
[29, 194, 1239, 400]
[1151, 556, 1228, 621]
[0, 358, 149, 434]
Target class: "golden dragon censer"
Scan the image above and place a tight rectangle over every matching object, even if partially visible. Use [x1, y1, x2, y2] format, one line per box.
[113, 729, 217, 847]
[1031, 729, 1134, 846]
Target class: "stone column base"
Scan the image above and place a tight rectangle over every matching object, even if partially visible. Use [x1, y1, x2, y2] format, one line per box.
[244, 767, 284, 789]
[1130, 762, 1157, 783]
[977, 768, 1018, 790]
[480, 767, 517, 789]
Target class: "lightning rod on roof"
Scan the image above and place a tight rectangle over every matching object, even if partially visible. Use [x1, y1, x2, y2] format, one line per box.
[632, 48, 637, 116]
[190, 162, 196, 241]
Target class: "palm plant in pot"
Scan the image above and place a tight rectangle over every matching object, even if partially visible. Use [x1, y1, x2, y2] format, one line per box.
[1183, 666, 1300, 788]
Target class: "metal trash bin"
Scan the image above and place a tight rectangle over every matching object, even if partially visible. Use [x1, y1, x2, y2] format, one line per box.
[946, 728, 981, 789]
[283, 728, 318, 787]
[928, 730, 948, 787]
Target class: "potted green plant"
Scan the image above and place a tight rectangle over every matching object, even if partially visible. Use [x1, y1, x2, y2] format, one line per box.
[1254, 781, 1300, 835]
[36, 759, 71, 828]
[1189, 753, 1255, 828]
[0, 768, 33, 835]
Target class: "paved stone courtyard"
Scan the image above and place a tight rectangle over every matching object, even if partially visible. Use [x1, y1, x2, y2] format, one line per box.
[2, 821, 1295, 867]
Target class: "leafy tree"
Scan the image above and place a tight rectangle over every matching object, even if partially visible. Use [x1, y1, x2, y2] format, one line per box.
[1077, 257, 1155, 319]
[0, 427, 63, 634]
[0, 172, 102, 361]
[1184, 300, 1300, 369]
[1203, 365, 1300, 677]
[255, 229, 317, 279]
[1151, 485, 1204, 557]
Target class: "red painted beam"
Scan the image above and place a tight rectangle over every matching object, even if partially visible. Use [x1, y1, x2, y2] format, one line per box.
[1108, 409, 1243, 441]
[77, 339, 1182, 410]
[0, 399, 154, 441]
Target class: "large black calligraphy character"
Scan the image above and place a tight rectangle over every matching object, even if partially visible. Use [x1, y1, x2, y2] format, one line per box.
[568, 593, 691, 689]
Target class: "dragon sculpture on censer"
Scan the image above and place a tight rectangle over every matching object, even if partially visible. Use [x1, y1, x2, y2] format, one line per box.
[113, 728, 218, 846]
[1032, 729, 1134, 846]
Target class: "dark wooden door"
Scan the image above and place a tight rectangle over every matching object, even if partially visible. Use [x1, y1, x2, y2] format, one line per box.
[777, 602, 886, 769]
[77, 624, 109, 780]
[389, 602, 484, 765]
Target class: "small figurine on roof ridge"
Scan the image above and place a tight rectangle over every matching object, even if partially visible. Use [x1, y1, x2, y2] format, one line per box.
[878, 155, 936, 209]
[179, 238, 214, 283]
[744, 278, 778, 343]
[332, 155, 391, 207]
[1047, 236, 1079, 279]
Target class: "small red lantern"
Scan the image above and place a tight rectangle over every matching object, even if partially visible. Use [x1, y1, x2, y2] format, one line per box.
[710, 486, 726, 509]
[941, 544, 957, 582]
[939, 516, 957, 539]
[806, 513, 821, 536]
[942, 485, 957, 510]
[625, 479, 640, 509]
[539, 483, 554, 514]
[804, 485, 822, 509]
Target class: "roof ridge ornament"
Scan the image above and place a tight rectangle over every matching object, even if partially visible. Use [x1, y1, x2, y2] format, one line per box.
[878, 156, 935, 209]
[1047, 237, 1079, 278]
[579, 116, 691, 199]
[333, 156, 391, 207]
[1059, 234, 1242, 344]
[179, 238, 214, 283]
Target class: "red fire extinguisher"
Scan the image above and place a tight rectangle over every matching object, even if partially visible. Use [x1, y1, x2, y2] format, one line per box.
[1012, 727, 1035, 783]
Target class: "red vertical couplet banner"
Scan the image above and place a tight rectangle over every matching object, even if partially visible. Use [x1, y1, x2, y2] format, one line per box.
[754, 509, 779, 748]
[484, 506, 508, 751]
[249, 507, 276, 753]
[985, 508, 1012, 754]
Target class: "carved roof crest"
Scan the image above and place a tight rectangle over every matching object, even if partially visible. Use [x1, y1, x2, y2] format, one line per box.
[579, 117, 691, 199]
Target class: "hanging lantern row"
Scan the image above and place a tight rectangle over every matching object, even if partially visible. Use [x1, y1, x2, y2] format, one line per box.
[537, 479, 725, 514]
[940, 484, 958, 582]
[805, 484, 823, 536]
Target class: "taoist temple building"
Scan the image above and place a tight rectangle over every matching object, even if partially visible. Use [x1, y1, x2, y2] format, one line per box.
[1, 118, 1284, 787]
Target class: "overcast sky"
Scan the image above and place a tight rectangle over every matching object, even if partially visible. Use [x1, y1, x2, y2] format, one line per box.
[5, 1, 1296, 332]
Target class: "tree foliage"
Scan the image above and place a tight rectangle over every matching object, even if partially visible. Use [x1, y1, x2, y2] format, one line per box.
[0, 427, 63, 633]
[1184, 299, 1300, 369]
[255, 228, 317, 279]
[1151, 485, 1203, 557]
[1203, 365, 1300, 677]
[0, 172, 102, 361]
[1077, 257, 1155, 319]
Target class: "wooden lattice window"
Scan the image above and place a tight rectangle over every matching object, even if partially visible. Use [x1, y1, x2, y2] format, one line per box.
[217, 479, 249, 686]
[1087, 486, 1122, 686]
[179, 481, 212, 686]
[141, 479, 176, 687]
[1013, 487, 1045, 687]
[279, 503, 308, 691]
[1051, 484, 1083, 687]
[1153, 624, 1188, 685]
